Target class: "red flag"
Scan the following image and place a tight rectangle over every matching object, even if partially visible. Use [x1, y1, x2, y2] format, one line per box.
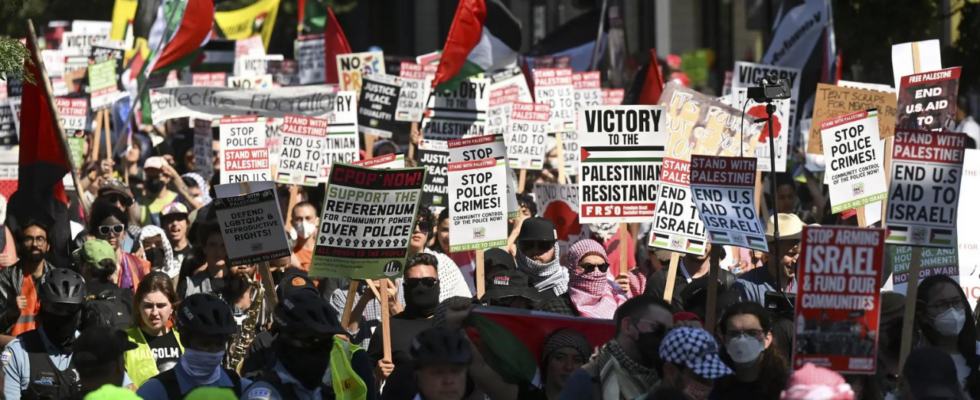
[638, 49, 665, 105]
[324, 8, 351, 85]
[431, 0, 487, 89]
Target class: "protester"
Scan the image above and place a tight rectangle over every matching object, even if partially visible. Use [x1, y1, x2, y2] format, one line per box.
[162, 202, 193, 269]
[240, 271, 319, 378]
[779, 363, 854, 400]
[712, 301, 790, 400]
[627, 241, 668, 298]
[515, 217, 577, 316]
[136, 293, 250, 399]
[773, 175, 801, 215]
[484, 248, 518, 276]
[140, 224, 180, 278]
[0, 196, 18, 268]
[179, 221, 226, 298]
[587, 223, 635, 282]
[125, 272, 184, 388]
[955, 96, 980, 148]
[913, 275, 980, 397]
[223, 262, 271, 369]
[731, 214, 804, 305]
[654, 326, 732, 400]
[181, 172, 212, 207]
[89, 201, 150, 293]
[76, 239, 133, 330]
[559, 296, 674, 400]
[242, 290, 375, 400]
[900, 346, 968, 400]
[431, 208, 477, 293]
[64, 326, 138, 399]
[139, 156, 200, 226]
[408, 207, 473, 300]
[645, 243, 735, 308]
[0, 220, 55, 338]
[289, 201, 319, 271]
[565, 239, 627, 319]
[410, 327, 474, 400]
[480, 268, 539, 309]
[96, 179, 140, 252]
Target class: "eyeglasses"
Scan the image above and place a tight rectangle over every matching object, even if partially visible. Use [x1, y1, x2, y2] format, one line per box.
[578, 262, 610, 273]
[405, 277, 439, 288]
[520, 240, 555, 252]
[104, 194, 133, 207]
[414, 222, 431, 235]
[725, 329, 767, 341]
[98, 224, 125, 236]
[22, 235, 46, 245]
[926, 298, 965, 313]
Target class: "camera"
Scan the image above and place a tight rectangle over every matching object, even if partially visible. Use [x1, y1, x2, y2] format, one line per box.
[747, 71, 792, 103]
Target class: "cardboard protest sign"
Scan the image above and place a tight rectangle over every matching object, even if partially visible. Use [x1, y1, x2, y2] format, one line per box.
[422, 78, 489, 141]
[489, 67, 533, 103]
[820, 110, 887, 213]
[319, 91, 359, 181]
[534, 183, 589, 254]
[807, 84, 898, 155]
[885, 129, 966, 247]
[732, 87, 791, 172]
[297, 34, 326, 85]
[192, 72, 227, 87]
[357, 74, 401, 138]
[602, 89, 624, 106]
[650, 158, 706, 255]
[448, 136, 510, 252]
[220, 116, 271, 183]
[337, 51, 386, 92]
[578, 106, 666, 223]
[311, 164, 425, 279]
[416, 51, 441, 65]
[487, 85, 520, 136]
[149, 85, 338, 124]
[896, 67, 961, 131]
[352, 153, 406, 169]
[507, 102, 550, 170]
[792, 226, 884, 374]
[395, 62, 437, 122]
[228, 74, 273, 89]
[533, 68, 575, 132]
[235, 54, 283, 77]
[87, 60, 118, 111]
[659, 82, 762, 161]
[689, 155, 768, 252]
[235, 35, 266, 58]
[194, 119, 214, 182]
[956, 149, 980, 307]
[892, 40, 942, 94]
[890, 245, 958, 295]
[55, 98, 87, 133]
[276, 114, 328, 186]
[573, 72, 602, 111]
[213, 182, 291, 266]
[419, 140, 450, 214]
[838, 81, 895, 93]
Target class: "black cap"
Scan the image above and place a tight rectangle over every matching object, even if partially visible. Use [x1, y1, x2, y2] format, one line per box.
[904, 346, 962, 399]
[518, 217, 557, 242]
[72, 326, 138, 367]
[484, 248, 516, 272]
[276, 269, 318, 300]
[480, 270, 539, 302]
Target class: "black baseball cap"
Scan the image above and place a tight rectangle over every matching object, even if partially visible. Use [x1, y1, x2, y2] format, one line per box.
[72, 326, 138, 367]
[276, 268, 318, 300]
[480, 270, 539, 303]
[903, 346, 962, 399]
[518, 217, 557, 242]
[484, 248, 516, 272]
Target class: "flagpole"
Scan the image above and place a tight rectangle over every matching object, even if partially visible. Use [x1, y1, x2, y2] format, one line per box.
[24, 20, 90, 216]
[587, 0, 608, 71]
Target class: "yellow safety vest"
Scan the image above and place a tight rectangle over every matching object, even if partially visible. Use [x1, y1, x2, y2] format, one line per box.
[123, 327, 184, 388]
[329, 337, 367, 400]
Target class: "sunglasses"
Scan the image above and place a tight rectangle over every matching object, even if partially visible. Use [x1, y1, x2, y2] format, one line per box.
[414, 222, 432, 235]
[405, 277, 439, 289]
[520, 240, 555, 252]
[98, 224, 125, 236]
[578, 262, 610, 273]
[105, 194, 133, 207]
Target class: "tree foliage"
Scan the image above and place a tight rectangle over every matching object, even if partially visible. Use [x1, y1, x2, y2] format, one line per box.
[946, 2, 980, 92]
[0, 0, 34, 84]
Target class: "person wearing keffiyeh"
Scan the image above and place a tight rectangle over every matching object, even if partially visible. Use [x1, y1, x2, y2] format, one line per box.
[565, 239, 628, 319]
[515, 217, 578, 316]
[138, 225, 180, 278]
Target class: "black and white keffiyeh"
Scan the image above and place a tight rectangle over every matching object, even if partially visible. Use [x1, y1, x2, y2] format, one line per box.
[516, 244, 568, 296]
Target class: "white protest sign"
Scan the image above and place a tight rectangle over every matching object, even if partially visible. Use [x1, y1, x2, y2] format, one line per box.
[235, 54, 284, 77]
[578, 106, 666, 223]
[559, 131, 580, 177]
[507, 102, 550, 170]
[319, 91, 359, 181]
[192, 72, 227, 87]
[276, 114, 328, 186]
[487, 84, 519, 136]
[422, 78, 489, 141]
[649, 158, 706, 255]
[72, 20, 111, 35]
[733, 87, 791, 172]
[60, 31, 108, 56]
[228, 74, 274, 89]
[55, 98, 87, 132]
[572, 71, 602, 111]
[820, 109, 887, 214]
[449, 134, 519, 219]
[602, 89, 625, 106]
[885, 129, 966, 247]
[357, 74, 401, 138]
[213, 182, 291, 265]
[42, 50, 65, 78]
[534, 68, 575, 132]
[236, 35, 266, 58]
[352, 153, 406, 169]
[148, 85, 338, 124]
[957, 149, 980, 308]
[194, 119, 214, 182]
[0, 100, 14, 144]
[419, 139, 450, 215]
[489, 66, 533, 103]
[690, 155, 768, 252]
[395, 62, 436, 122]
[448, 137, 509, 252]
[534, 183, 590, 255]
[220, 116, 272, 183]
[298, 34, 326, 85]
[51, 78, 68, 97]
[891, 40, 942, 95]
[337, 51, 386, 92]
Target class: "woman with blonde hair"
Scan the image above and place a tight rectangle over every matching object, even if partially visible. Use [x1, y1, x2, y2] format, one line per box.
[124, 271, 184, 388]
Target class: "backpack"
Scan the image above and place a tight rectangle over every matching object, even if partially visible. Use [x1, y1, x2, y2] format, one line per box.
[81, 289, 132, 330]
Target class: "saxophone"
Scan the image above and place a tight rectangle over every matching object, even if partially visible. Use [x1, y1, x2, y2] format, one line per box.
[229, 276, 263, 373]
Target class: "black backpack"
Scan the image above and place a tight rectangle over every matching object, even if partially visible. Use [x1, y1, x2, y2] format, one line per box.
[80, 289, 132, 330]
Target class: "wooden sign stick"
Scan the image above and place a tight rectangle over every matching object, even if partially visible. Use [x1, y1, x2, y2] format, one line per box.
[284, 185, 299, 232]
[555, 133, 567, 185]
[518, 169, 527, 194]
[618, 223, 629, 278]
[662, 252, 681, 303]
[755, 171, 764, 216]
[365, 134, 376, 159]
[340, 280, 359, 328]
[856, 205, 867, 228]
[380, 277, 393, 362]
[899, 247, 923, 368]
[91, 109, 103, 162]
[257, 261, 278, 309]
[103, 110, 111, 162]
[705, 245, 723, 333]
[476, 249, 485, 298]
[881, 137, 894, 223]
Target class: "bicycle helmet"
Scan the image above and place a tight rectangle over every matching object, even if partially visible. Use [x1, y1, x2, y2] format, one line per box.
[410, 327, 473, 368]
[274, 290, 343, 336]
[38, 268, 86, 305]
[177, 293, 236, 335]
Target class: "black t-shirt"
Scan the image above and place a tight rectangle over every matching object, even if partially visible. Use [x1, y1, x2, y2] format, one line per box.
[144, 329, 182, 373]
[173, 244, 193, 266]
[367, 313, 433, 367]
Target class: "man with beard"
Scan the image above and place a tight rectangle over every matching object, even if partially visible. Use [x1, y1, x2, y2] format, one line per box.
[644, 243, 735, 309]
[731, 214, 804, 306]
[514, 218, 577, 316]
[222, 262, 270, 369]
[138, 156, 201, 227]
[241, 290, 374, 400]
[0, 221, 56, 341]
[558, 296, 674, 400]
[2, 269, 135, 399]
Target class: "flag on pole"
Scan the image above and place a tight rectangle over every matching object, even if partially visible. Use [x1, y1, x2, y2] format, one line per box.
[637, 49, 665, 105]
[142, 0, 215, 74]
[431, 0, 522, 92]
[324, 8, 351, 85]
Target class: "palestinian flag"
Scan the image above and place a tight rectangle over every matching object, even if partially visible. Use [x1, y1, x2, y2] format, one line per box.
[323, 8, 351, 85]
[580, 146, 664, 164]
[298, 0, 327, 33]
[432, 0, 522, 92]
[929, 229, 954, 246]
[709, 231, 731, 244]
[887, 225, 908, 242]
[745, 235, 767, 250]
[686, 238, 705, 253]
[144, 0, 215, 74]
[521, 7, 605, 72]
[193, 39, 236, 73]
[651, 232, 671, 248]
[624, 49, 665, 105]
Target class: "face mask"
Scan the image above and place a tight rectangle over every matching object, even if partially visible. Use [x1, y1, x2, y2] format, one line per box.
[271, 269, 284, 287]
[632, 323, 664, 368]
[193, 196, 203, 204]
[39, 309, 80, 350]
[147, 177, 166, 193]
[933, 308, 966, 337]
[276, 340, 330, 389]
[179, 348, 225, 385]
[683, 379, 714, 400]
[295, 221, 316, 239]
[404, 281, 440, 317]
[727, 335, 765, 365]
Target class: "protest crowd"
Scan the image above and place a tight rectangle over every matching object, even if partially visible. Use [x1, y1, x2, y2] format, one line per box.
[2, 0, 980, 399]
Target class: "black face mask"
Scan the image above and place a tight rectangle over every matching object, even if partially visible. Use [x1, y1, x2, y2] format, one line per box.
[40, 309, 80, 350]
[271, 270, 284, 287]
[404, 282, 440, 318]
[276, 339, 330, 390]
[633, 323, 665, 369]
[146, 177, 166, 194]
[146, 247, 166, 270]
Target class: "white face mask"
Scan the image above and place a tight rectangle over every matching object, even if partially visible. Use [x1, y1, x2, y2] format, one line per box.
[933, 308, 966, 337]
[295, 220, 317, 239]
[727, 335, 765, 364]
